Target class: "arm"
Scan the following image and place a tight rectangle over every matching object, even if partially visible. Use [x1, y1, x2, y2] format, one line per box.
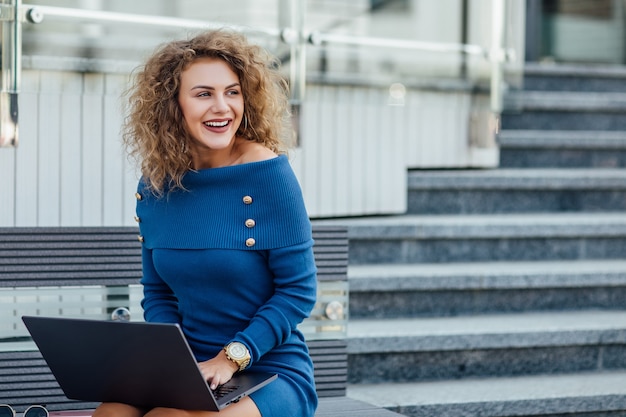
[140, 246, 181, 324]
[232, 239, 318, 364]
[198, 239, 317, 389]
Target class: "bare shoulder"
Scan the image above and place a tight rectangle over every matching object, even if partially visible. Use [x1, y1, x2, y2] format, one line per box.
[239, 140, 277, 163]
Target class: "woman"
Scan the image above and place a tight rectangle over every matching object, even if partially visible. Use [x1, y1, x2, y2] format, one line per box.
[92, 29, 318, 417]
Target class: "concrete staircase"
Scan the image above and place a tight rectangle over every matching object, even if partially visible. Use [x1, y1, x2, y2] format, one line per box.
[313, 63, 626, 417]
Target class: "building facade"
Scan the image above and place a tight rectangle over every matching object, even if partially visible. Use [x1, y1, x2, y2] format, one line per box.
[5, 0, 619, 225]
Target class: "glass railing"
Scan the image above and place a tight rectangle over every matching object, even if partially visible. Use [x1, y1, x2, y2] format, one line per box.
[0, 0, 511, 147]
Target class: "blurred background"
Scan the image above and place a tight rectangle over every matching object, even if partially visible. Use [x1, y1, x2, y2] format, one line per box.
[3, 3, 626, 416]
[0, 0, 624, 223]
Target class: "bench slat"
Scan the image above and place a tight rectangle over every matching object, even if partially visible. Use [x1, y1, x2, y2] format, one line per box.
[0, 227, 346, 285]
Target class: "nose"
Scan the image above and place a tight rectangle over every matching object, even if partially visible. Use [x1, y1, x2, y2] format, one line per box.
[212, 94, 229, 113]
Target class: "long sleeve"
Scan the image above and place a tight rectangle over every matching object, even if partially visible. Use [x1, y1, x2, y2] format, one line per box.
[232, 240, 317, 364]
[140, 246, 181, 324]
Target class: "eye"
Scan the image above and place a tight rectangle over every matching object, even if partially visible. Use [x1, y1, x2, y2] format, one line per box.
[196, 91, 211, 97]
[226, 89, 240, 96]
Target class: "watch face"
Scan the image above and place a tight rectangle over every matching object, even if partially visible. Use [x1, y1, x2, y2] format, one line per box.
[229, 342, 247, 359]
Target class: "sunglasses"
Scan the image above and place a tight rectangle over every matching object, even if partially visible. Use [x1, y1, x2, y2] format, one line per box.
[0, 405, 48, 417]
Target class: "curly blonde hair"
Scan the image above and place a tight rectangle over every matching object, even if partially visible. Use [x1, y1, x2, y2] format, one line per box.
[123, 29, 292, 195]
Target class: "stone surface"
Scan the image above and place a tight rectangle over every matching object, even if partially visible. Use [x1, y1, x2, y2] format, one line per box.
[348, 260, 626, 318]
[502, 111, 626, 131]
[498, 130, 626, 168]
[316, 213, 626, 264]
[522, 63, 626, 93]
[329, 64, 626, 417]
[347, 371, 626, 417]
[349, 287, 626, 318]
[347, 312, 626, 381]
[348, 260, 626, 291]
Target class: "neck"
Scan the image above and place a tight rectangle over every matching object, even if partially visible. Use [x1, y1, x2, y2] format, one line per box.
[192, 141, 242, 169]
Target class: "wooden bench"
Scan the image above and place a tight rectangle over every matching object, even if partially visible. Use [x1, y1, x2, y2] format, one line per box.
[0, 226, 401, 417]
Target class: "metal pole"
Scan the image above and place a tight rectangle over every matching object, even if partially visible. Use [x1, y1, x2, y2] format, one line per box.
[294, 0, 306, 105]
[0, 0, 21, 147]
[279, 0, 305, 145]
[280, 0, 306, 104]
[490, 0, 505, 115]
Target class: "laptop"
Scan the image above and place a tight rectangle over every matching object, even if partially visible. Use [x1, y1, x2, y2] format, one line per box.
[21, 316, 277, 411]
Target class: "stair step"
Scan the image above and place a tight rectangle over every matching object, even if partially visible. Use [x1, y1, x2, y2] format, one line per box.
[498, 130, 626, 149]
[315, 213, 626, 264]
[406, 168, 626, 214]
[501, 110, 626, 131]
[346, 311, 626, 383]
[348, 260, 626, 318]
[408, 168, 626, 190]
[346, 371, 626, 417]
[322, 212, 626, 239]
[501, 91, 626, 130]
[348, 311, 626, 351]
[350, 260, 626, 291]
[498, 130, 626, 168]
[523, 62, 626, 92]
[504, 91, 626, 112]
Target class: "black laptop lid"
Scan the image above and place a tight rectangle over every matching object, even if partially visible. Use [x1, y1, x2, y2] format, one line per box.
[22, 316, 276, 411]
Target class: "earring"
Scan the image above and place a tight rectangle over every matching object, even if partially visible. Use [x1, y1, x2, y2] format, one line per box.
[243, 114, 248, 131]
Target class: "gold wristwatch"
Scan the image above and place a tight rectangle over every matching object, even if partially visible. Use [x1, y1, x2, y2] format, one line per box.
[224, 341, 251, 372]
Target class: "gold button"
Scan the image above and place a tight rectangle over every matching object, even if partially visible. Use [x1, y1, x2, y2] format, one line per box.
[245, 219, 256, 228]
[245, 238, 255, 247]
[137, 235, 144, 243]
[135, 192, 142, 201]
[134, 216, 141, 223]
[243, 195, 253, 204]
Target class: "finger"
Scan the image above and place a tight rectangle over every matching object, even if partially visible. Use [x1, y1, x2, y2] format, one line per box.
[198, 363, 217, 381]
[209, 374, 221, 390]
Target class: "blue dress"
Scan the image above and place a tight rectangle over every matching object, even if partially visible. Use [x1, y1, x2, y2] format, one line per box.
[135, 155, 318, 417]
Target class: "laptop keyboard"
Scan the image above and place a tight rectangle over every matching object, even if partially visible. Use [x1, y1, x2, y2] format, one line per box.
[213, 383, 241, 399]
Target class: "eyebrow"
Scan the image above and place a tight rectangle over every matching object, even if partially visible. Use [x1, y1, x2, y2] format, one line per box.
[190, 83, 241, 90]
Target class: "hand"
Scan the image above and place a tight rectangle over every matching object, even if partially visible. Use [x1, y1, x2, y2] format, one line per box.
[197, 349, 239, 390]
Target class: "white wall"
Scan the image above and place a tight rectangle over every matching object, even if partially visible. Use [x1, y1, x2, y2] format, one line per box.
[0, 66, 490, 226]
[1, 0, 518, 225]
[0, 69, 137, 227]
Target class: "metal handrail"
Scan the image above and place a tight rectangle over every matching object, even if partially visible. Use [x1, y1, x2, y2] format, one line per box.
[308, 31, 488, 57]
[24, 4, 281, 38]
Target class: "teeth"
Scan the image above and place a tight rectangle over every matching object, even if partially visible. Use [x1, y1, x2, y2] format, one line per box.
[205, 121, 229, 127]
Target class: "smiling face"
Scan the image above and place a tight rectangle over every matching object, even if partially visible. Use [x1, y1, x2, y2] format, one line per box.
[178, 57, 244, 167]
